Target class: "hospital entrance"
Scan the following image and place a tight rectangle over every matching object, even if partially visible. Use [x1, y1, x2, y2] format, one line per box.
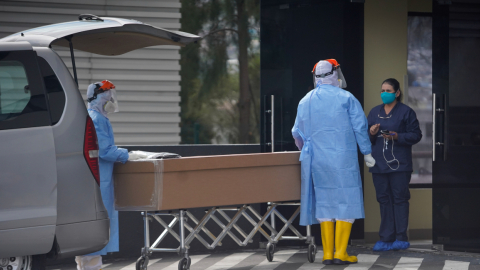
[260, 0, 480, 253]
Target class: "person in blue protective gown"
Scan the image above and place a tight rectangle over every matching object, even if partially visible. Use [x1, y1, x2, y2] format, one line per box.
[292, 59, 376, 265]
[367, 78, 422, 251]
[75, 80, 138, 270]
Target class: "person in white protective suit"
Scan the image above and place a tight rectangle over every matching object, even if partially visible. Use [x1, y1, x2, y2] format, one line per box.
[292, 59, 375, 265]
[75, 81, 142, 270]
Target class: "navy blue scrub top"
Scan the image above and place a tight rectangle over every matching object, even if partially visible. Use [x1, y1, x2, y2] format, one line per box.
[367, 102, 422, 173]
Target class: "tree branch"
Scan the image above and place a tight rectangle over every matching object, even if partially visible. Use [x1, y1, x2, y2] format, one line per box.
[202, 28, 238, 38]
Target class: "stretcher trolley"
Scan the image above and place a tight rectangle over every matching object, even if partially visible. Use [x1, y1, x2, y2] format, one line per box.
[114, 152, 317, 270]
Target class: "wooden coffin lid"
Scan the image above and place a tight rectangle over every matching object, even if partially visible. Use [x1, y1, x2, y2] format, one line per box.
[114, 151, 300, 173]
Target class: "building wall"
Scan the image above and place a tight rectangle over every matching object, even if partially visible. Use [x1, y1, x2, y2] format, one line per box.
[363, 0, 432, 242]
[408, 0, 433, 13]
[0, 0, 183, 145]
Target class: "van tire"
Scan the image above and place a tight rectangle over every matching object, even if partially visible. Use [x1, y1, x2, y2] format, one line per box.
[31, 255, 46, 270]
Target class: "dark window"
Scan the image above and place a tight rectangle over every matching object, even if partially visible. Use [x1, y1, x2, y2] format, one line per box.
[0, 50, 50, 130]
[38, 56, 65, 125]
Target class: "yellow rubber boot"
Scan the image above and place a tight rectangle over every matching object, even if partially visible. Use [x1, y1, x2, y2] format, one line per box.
[333, 221, 357, 264]
[320, 221, 335, 265]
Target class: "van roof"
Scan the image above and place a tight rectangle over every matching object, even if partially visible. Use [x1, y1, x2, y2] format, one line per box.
[0, 15, 201, 56]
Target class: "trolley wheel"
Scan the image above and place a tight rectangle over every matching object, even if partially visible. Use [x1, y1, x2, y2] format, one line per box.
[136, 257, 147, 270]
[307, 244, 317, 263]
[178, 257, 191, 270]
[266, 242, 275, 262]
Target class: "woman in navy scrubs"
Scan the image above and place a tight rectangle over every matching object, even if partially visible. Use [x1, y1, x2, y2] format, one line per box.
[367, 78, 422, 251]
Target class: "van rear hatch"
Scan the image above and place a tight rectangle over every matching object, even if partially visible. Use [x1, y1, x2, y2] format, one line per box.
[0, 15, 201, 56]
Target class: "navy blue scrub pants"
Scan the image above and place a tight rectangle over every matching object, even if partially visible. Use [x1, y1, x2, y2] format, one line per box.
[372, 172, 411, 242]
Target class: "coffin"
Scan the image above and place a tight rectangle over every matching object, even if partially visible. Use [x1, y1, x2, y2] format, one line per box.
[113, 152, 301, 211]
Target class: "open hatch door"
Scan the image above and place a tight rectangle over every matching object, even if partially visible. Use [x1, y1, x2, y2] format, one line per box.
[0, 14, 201, 56]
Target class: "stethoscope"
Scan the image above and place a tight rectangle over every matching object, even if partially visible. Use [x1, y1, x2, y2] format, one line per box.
[377, 112, 400, 170]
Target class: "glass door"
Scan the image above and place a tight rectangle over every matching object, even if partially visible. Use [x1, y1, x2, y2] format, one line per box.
[407, 14, 433, 185]
[432, 1, 480, 252]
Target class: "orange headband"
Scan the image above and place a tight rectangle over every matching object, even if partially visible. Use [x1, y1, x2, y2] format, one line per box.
[99, 80, 115, 91]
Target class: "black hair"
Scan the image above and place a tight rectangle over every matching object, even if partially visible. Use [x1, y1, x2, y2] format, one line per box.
[382, 78, 402, 102]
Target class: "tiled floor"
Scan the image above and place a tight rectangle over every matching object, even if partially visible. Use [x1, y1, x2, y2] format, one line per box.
[47, 243, 480, 270]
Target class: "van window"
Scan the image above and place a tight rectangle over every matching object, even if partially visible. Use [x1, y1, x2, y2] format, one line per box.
[38, 56, 66, 125]
[0, 61, 30, 115]
[0, 51, 50, 130]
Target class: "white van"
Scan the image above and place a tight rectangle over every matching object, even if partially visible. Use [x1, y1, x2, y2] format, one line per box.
[0, 14, 199, 269]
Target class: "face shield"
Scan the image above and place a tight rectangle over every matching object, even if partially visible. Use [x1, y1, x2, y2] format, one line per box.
[103, 87, 119, 114]
[312, 59, 347, 89]
[86, 80, 119, 114]
[336, 66, 347, 89]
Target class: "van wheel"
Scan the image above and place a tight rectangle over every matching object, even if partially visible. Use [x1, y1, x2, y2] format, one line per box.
[0, 255, 45, 270]
[1, 256, 31, 270]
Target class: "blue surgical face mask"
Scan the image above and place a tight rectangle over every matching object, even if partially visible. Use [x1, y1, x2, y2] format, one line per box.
[381, 92, 397, 104]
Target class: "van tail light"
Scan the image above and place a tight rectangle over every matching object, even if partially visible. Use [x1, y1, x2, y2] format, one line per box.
[84, 116, 100, 185]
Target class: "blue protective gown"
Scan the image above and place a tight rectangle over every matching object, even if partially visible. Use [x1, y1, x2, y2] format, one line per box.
[292, 84, 372, 226]
[87, 108, 128, 255]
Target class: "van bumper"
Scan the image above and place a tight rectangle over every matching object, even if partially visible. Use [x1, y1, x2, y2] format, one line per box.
[0, 225, 55, 257]
[55, 218, 110, 258]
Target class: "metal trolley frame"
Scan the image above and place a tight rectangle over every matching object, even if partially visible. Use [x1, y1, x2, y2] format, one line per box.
[135, 202, 316, 270]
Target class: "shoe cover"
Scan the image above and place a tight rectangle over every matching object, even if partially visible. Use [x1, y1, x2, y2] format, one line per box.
[391, 240, 410, 250]
[372, 241, 393, 251]
[75, 255, 102, 270]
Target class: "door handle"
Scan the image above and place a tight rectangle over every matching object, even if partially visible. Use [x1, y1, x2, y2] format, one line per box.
[443, 94, 448, 161]
[433, 93, 447, 162]
[433, 93, 436, 161]
[271, 95, 275, 152]
[263, 95, 275, 152]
